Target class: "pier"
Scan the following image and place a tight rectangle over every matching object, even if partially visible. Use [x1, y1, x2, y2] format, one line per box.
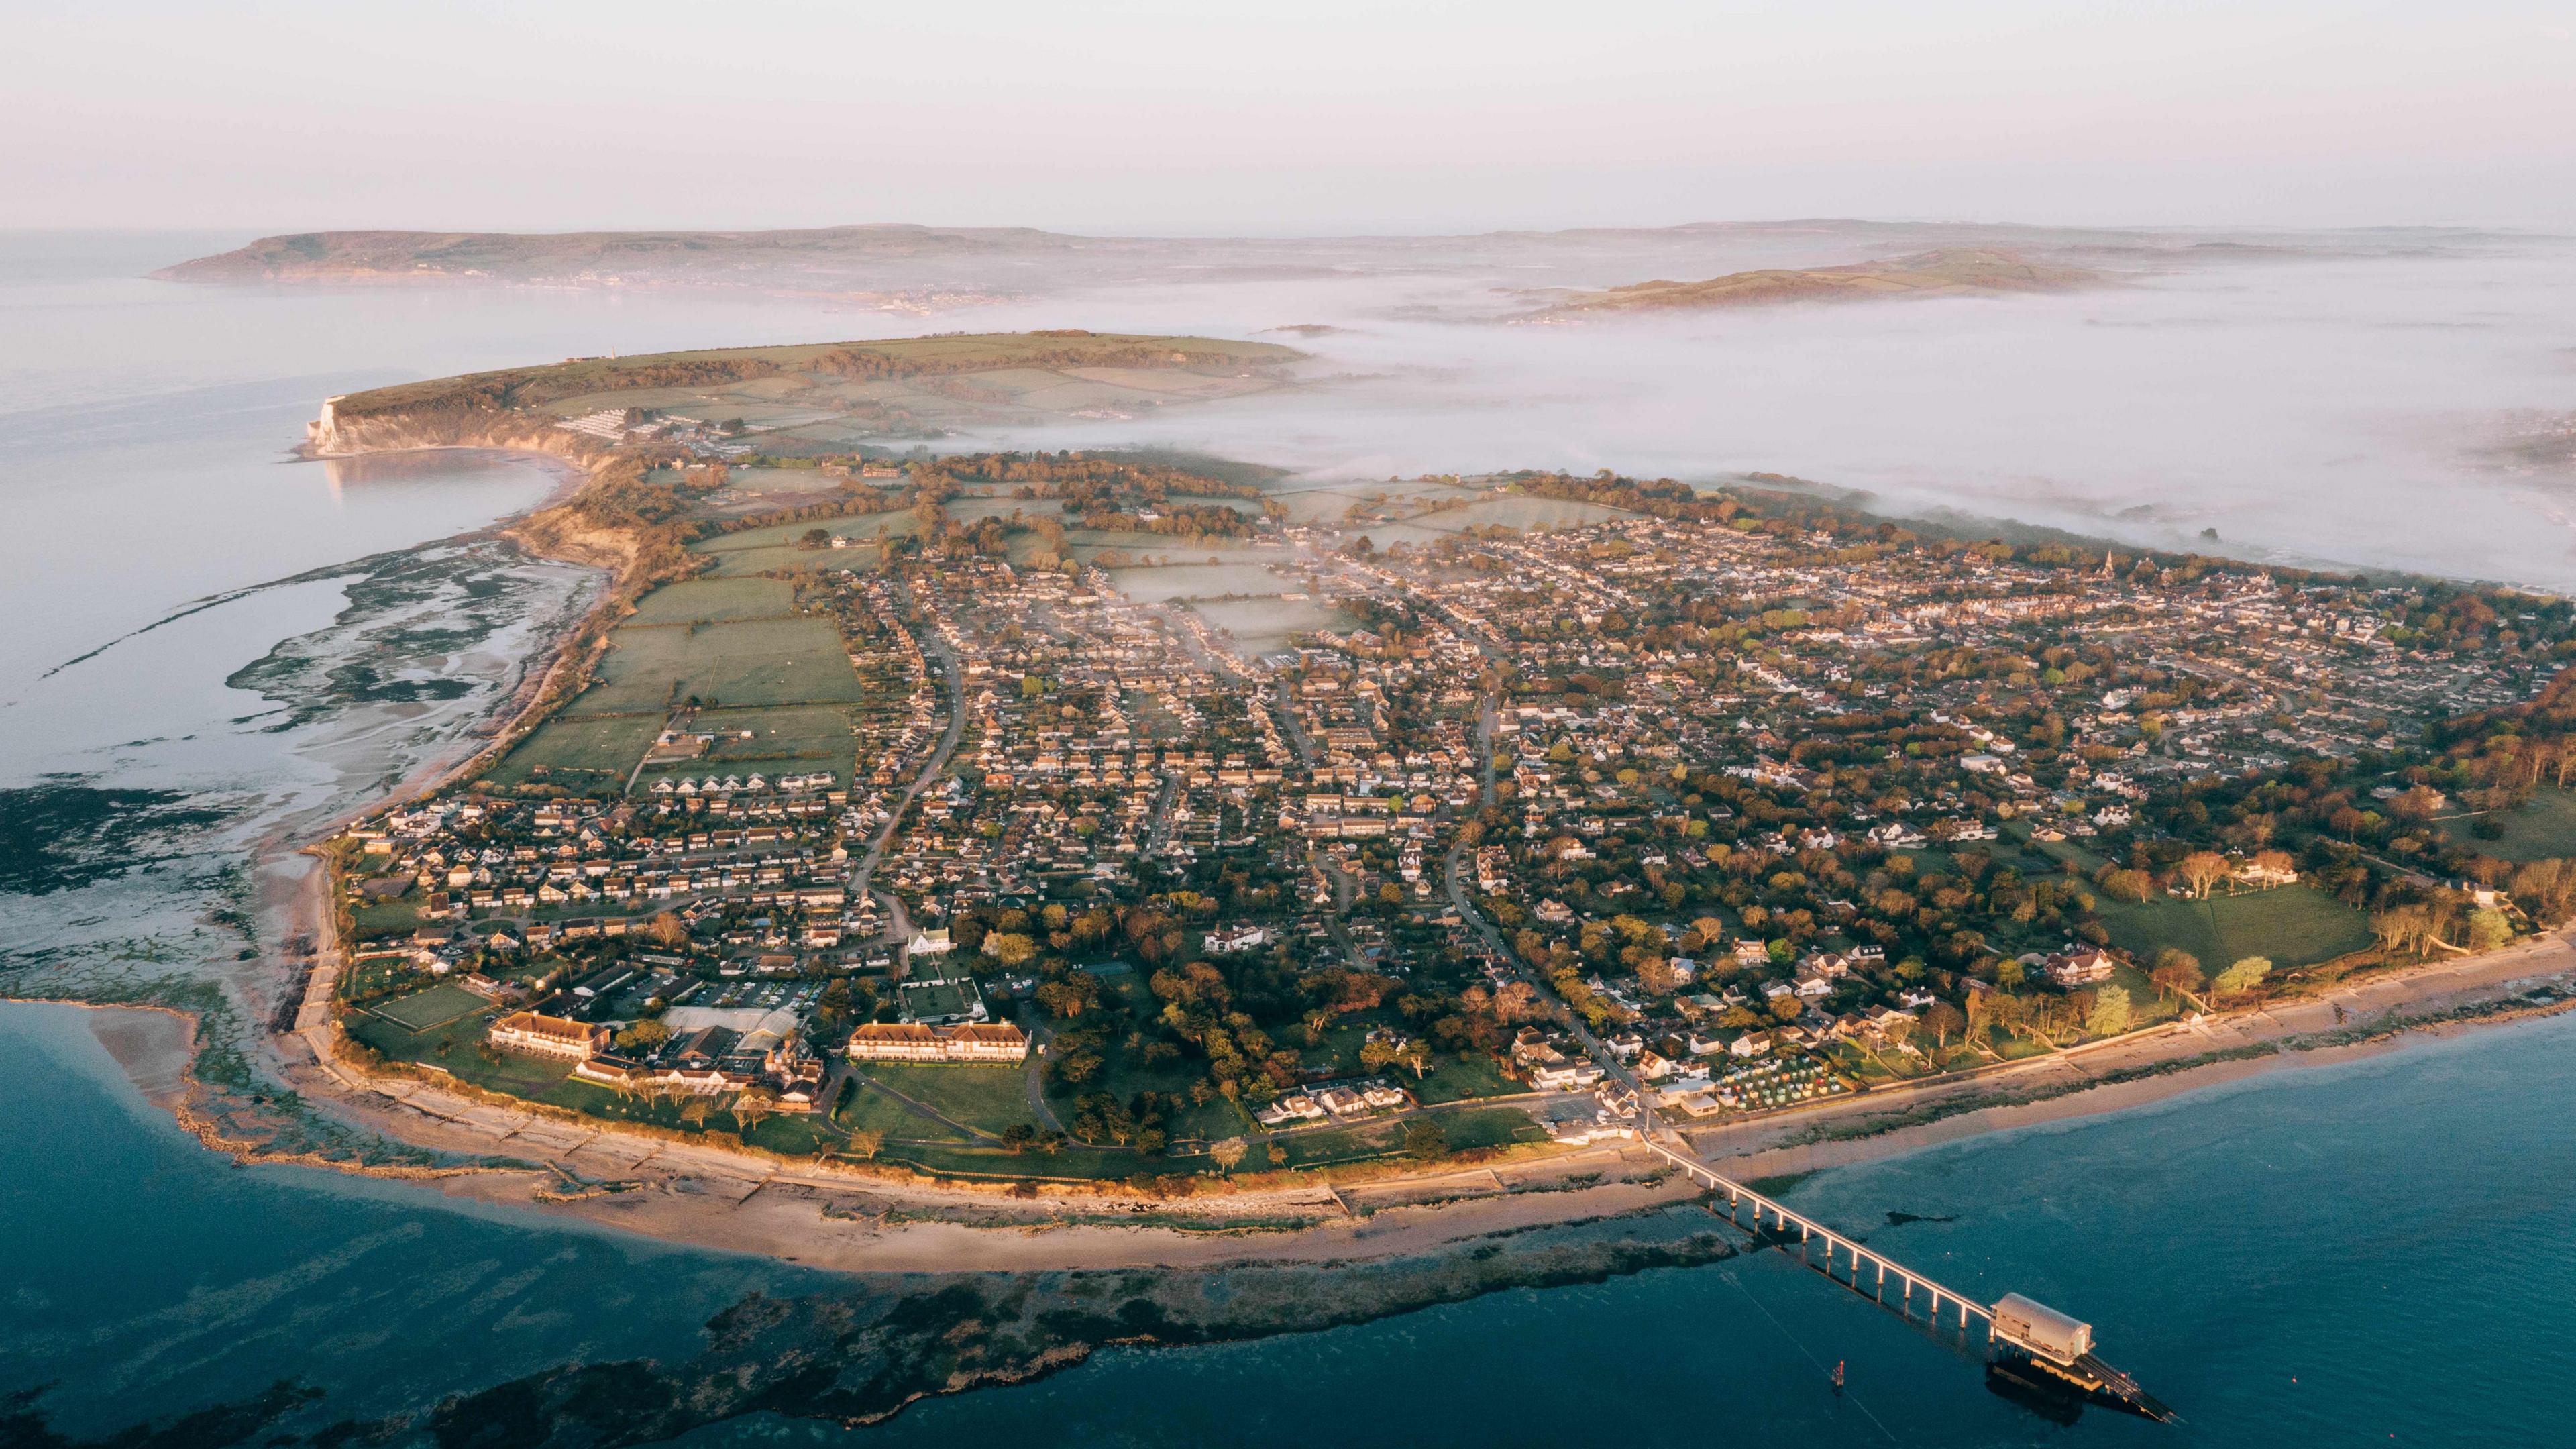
[1643, 1139, 2175, 1421]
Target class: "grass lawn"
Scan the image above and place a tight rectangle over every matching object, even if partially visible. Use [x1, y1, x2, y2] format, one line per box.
[2440, 787, 2576, 863]
[349, 900, 424, 941]
[1267, 1104, 1542, 1169]
[370, 983, 492, 1033]
[1269, 1120, 1404, 1169]
[1431, 1104, 1549, 1152]
[856, 1062, 1038, 1136]
[837, 1079, 974, 1143]
[2098, 883, 2373, 970]
[346, 1009, 570, 1097]
[1411, 1051, 1522, 1104]
[343, 957, 431, 1002]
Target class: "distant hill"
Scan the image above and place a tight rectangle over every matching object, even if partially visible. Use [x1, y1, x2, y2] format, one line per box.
[1524, 248, 2101, 318]
[153, 225, 1083, 284]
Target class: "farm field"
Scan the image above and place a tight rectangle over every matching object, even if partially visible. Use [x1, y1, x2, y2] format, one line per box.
[1423, 495, 1634, 531]
[625, 576, 798, 626]
[1106, 561, 1291, 603]
[2098, 883, 2374, 971]
[1190, 596, 1354, 654]
[698, 511, 917, 555]
[699, 543, 873, 578]
[562, 616, 862, 718]
[634, 704, 858, 793]
[486, 714, 663, 790]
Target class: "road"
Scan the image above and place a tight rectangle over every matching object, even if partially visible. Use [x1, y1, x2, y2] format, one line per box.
[1441, 838, 1656, 1127]
[1272, 675, 1320, 767]
[849, 576, 966, 952]
[1477, 694, 1499, 809]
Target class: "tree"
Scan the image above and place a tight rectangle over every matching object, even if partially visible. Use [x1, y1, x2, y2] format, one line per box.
[1402, 1118, 1448, 1161]
[1002, 1124, 1037, 1152]
[2098, 868, 2155, 904]
[614, 1018, 671, 1053]
[2176, 852, 2229, 900]
[2248, 848, 2296, 885]
[800, 527, 833, 549]
[983, 931, 1038, 968]
[848, 1128, 884, 1160]
[1397, 1039, 1433, 1079]
[2467, 908, 2512, 951]
[680, 1096, 712, 1130]
[1036, 973, 1100, 1019]
[2214, 956, 2272, 998]
[646, 912, 690, 948]
[1921, 1000, 1966, 1051]
[2086, 985, 2133, 1037]
[1358, 1038, 1398, 1076]
[2149, 948, 2204, 1002]
[731, 1087, 776, 1139]
[1266, 1142, 1289, 1167]
[1210, 1136, 1248, 1173]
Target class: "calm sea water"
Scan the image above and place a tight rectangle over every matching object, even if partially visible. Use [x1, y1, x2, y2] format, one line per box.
[5, 232, 2575, 1446]
[9, 998, 2573, 1445]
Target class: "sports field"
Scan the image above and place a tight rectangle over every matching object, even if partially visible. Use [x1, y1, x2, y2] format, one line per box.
[370, 983, 492, 1034]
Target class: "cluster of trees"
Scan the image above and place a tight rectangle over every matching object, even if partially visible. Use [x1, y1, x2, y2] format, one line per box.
[1509, 469, 1752, 525]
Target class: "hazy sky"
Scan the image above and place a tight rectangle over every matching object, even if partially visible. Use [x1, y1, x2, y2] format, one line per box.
[7, 0, 2573, 233]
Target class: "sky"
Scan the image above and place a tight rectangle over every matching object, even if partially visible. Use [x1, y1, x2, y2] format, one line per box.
[5, 0, 2574, 235]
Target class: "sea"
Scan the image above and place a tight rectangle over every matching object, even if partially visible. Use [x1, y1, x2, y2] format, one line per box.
[3, 229, 2573, 1447]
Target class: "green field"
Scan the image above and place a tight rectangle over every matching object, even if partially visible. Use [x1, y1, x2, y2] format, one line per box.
[1409, 1051, 1524, 1105]
[348, 899, 425, 941]
[2440, 788, 2576, 863]
[628, 704, 859, 795]
[855, 1062, 1038, 1136]
[836, 1078, 975, 1143]
[488, 714, 664, 788]
[625, 576, 799, 626]
[1269, 1104, 1543, 1169]
[2098, 883, 2373, 970]
[370, 983, 494, 1033]
[695, 512, 918, 557]
[564, 616, 862, 717]
[700, 542, 876, 578]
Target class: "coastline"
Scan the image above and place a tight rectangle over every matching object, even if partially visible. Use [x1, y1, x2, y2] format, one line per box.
[64, 894, 2576, 1276]
[46, 427, 2576, 1281]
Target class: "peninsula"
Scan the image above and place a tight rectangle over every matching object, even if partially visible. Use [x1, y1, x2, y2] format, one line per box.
[225, 332, 2576, 1259]
[1521, 247, 2101, 319]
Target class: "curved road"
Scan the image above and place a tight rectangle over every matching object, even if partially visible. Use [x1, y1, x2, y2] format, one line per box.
[850, 575, 967, 950]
